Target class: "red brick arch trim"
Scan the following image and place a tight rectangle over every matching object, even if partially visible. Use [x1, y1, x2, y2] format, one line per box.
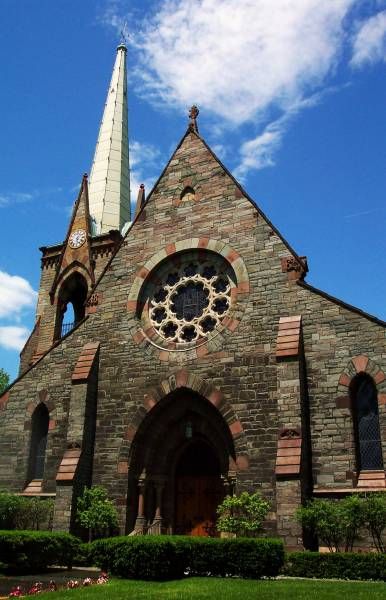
[50, 261, 93, 303]
[127, 238, 250, 361]
[336, 355, 386, 408]
[24, 391, 57, 434]
[118, 370, 249, 475]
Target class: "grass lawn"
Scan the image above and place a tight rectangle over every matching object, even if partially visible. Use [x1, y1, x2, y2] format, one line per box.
[36, 577, 386, 599]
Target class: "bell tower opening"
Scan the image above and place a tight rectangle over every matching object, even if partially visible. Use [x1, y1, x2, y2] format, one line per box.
[55, 272, 88, 339]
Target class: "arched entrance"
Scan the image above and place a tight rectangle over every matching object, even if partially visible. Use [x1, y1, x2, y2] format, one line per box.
[127, 388, 235, 536]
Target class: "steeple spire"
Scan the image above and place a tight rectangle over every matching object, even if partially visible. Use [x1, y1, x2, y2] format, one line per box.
[88, 44, 131, 235]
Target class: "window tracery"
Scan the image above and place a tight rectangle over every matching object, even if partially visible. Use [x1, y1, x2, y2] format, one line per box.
[148, 254, 233, 344]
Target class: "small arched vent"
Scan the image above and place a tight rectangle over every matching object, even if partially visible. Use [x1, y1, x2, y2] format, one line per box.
[180, 186, 195, 202]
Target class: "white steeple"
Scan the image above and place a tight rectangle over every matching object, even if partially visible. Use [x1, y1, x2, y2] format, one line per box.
[88, 44, 131, 234]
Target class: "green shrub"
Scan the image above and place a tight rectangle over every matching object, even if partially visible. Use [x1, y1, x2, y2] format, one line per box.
[284, 551, 386, 581]
[216, 491, 270, 537]
[362, 493, 386, 552]
[0, 493, 54, 531]
[76, 486, 118, 542]
[0, 530, 80, 573]
[73, 542, 93, 567]
[90, 535, 284, 580]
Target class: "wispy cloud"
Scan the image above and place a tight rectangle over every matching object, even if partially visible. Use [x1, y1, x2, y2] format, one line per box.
[129, 140, 163, 206]
[99, 0, 358, 178]
[98, 1, 386, 179]
[0, 326, 30, 351]
[351, 10, 386, 67]
[343, 208, 383, 219]
[0, 187, 64, 209]
[234, 92, 328, 180]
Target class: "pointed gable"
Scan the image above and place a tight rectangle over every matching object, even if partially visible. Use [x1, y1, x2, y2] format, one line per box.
[50, 174, 94, 298]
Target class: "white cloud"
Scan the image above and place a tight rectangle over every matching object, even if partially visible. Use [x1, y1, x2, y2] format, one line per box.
[129, 140, 162, 207]
[132, 0, 355, 126]
[351, 10, 386, 67]
[0, 271, 37, 319]
[0, 326, 30, 351]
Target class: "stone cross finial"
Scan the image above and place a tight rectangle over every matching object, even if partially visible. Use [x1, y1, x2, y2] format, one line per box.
[188, 105, 199, 132]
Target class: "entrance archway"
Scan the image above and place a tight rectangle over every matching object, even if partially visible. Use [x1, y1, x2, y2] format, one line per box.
[127, 388, 235, 536]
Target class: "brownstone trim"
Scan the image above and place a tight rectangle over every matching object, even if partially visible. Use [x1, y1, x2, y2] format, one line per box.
[56, 448, 81, 482]
[71, 342, 100, 383]
[357, 470, 386, 489]
[276, 316, 302, 358]
[275, 428, 302, 477]
[337, 355, 386, 396]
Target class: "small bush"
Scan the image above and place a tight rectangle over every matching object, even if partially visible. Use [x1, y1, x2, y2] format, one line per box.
[90, 535, 284, 581]
[73, 542, 93, 567]
[284, 551, 386, 581]
[0, 493, 54, 531]
[216, 491, 270, 537]
[0, 530, 80, 573]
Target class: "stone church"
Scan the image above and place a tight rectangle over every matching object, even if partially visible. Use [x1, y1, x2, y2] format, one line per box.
[0, 45, 385, 548]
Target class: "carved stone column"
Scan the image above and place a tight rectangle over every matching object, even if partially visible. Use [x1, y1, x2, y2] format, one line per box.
[151, 480, 165, 534]
[134, 474, 146, 532]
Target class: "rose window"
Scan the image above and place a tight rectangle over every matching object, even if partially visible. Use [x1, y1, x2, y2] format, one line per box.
[148, 258, 232, 344]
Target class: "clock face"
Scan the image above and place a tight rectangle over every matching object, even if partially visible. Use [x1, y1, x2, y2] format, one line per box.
[69, 229, 87, 249]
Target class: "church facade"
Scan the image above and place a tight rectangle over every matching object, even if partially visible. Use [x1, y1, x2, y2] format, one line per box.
[0, 45, 385, 548]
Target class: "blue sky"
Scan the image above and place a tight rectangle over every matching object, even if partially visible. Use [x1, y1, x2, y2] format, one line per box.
[0, 0, 385, 380]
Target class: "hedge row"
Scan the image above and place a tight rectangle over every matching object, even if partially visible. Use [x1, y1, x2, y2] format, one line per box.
[90, 535, 285, 580]
[0, 530, 80, 573]
[284, 551, 386, 581]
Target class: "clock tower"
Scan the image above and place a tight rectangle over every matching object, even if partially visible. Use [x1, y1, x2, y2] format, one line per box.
[19, 45, 131, 371]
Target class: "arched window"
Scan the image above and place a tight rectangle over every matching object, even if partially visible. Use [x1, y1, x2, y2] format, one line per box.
[28, 403, 49, 480]
[55, 272, 88, 339]
[350, 374, 383, 471]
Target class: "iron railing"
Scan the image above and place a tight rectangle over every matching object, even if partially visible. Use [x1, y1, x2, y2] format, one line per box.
[61, 321, 75, 337]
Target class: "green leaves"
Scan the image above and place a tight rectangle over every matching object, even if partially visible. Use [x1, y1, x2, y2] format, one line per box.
[0, 493, 53, 530]
[76, 486, 118, 541]
[216, 491, 270, 537]
[0, 369, 9, 394]
[297, 494, 386, 552]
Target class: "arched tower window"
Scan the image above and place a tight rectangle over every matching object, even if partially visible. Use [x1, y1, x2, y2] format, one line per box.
[55, 272, 88, 339]
[28, 403, 49, 481]
[350, 373, 383, 471]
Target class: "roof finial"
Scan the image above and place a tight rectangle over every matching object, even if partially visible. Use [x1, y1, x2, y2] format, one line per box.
[188, 105, 199, 133]
[118, 21, 128, 51]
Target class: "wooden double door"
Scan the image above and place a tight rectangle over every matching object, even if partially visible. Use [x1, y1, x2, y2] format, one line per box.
[174, 440, 224, 536]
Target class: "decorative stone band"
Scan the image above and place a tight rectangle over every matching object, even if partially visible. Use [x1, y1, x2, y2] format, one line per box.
[56, 448, 81, 482]
[275, 428, 302, 476]
[276, 316, 302, 358]
[71, 342, 100, 382]
[127, 238, 249, 361]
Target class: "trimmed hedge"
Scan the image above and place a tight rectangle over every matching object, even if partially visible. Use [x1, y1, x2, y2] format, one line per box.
[284, 551, 386, 581]
[90, 535, 284, 581]
[0, 530, 80, 573]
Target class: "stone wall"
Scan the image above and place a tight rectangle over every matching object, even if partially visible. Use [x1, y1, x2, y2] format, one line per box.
[0, 129, 384, 546]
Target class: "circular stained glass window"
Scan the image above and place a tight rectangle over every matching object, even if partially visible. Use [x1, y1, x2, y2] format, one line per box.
[147, 255, 233, 344]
